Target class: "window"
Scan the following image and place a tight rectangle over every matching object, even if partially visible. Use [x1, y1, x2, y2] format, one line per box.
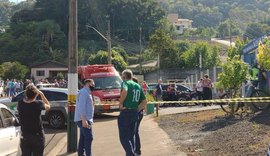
[52, 92, 67, 101]
[176, 26, 180, 30]
[12, 92, 24, 102]
[1, 108, 14, 127]
[177, 85, 191, 92]
[93, 76, 122, 90]
[36, 70, 45, 76]
[42, 91, 54, 101]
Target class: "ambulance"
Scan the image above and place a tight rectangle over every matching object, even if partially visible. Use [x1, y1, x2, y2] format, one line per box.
[78, 64, 122, 114]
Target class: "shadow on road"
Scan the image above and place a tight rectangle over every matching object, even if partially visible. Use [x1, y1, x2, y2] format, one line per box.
[44, 124, 67, 134]
[249, 110, 270, 126]
[44, 113, 119, 134]
[200, 116, 239, 132]
[94, 113, 118, 123]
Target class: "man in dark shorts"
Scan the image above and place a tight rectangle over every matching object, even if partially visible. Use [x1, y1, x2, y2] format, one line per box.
[118, 69, 147, 156]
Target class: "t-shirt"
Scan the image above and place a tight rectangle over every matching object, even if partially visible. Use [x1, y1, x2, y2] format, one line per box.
[9, 81, 15, 88]
[121, 80, 146, 109]
[17, 100, 45, 135]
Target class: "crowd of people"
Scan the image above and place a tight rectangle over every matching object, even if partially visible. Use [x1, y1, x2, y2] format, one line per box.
[0, 78, 68, 97]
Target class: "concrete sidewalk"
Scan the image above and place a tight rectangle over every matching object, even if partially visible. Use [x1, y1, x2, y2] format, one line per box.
[47, 115, 186, 156]
[47, 105, 219, 156]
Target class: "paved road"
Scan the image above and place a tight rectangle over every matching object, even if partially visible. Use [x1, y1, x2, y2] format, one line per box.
[43, 113, 119, 155]
[43, 105, 221, 155]
[211, 38, 235, 47]
[44, 124, 67, 155]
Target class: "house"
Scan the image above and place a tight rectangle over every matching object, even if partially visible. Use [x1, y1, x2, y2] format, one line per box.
[167, 13, 193, 35]
[30, 60, 68, 80]
[242, 32, 270, 89]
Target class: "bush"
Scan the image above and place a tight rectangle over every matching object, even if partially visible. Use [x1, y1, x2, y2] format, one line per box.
[1, 61, 29, 80]
[146, 93, 155, 102]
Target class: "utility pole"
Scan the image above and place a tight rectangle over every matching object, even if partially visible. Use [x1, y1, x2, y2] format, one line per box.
[139, 26, 142, 74]
[107, 21, 112, 64]
[229, 19, 232, 47]
[67, 0, 78, 152]
[199, 52, 202, 78]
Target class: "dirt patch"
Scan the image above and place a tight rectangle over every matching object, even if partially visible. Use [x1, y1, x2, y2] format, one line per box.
[157, 109, 270, 156]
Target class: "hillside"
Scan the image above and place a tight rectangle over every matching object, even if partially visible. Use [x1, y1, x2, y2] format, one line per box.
[159, 0, 270, 33]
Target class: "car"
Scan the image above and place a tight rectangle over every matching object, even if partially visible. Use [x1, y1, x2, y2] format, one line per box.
[0, 103, 20, 156]
[147, 83, 197, 105]
[36, 83, 56, 89]
[1, 88, 68, 129]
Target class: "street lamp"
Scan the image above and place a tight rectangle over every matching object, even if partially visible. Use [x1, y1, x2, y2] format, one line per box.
[86, 23, 112, 64]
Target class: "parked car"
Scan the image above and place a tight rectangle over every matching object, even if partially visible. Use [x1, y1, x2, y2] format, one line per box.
[36, 83, 56, 89]
[147, 83, 197, 105]
[2, 88, 68, 129]
[0, 103, 20, 156]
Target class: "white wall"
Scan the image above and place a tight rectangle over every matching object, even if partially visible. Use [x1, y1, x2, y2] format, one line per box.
[31, 68, 68, 80]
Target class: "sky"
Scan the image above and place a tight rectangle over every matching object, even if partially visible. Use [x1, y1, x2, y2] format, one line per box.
[9, 0, 25, 3]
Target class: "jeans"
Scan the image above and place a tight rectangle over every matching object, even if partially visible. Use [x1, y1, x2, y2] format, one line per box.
[203, 87, 212, 100]
[196, 91, 203, 100]
[76, 120, 93, 156]
[135, 111, 143, 155]
[118, 109, 138, 156]
[20, 131, 45, 156]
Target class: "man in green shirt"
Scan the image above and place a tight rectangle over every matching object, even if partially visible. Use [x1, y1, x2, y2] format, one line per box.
[118, 69, 147, 156]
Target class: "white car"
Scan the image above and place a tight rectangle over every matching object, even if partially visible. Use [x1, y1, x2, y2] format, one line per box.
[0, 103, 20, 156]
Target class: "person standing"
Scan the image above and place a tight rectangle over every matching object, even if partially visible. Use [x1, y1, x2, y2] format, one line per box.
[141, 81, 148, 95]
[9, 79, 16, 97]
[154, 79, 163, 109]
[196, 78, 203, 100]
[74, 79, 95, 156]
[118, 70, 147, 156]
[202, 75, 213, 106]
[5, 79, 10, 97]
[17, 84, 50, 156]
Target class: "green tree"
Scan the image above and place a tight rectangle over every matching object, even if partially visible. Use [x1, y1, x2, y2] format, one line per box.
[56, 72, 64, 80]
[217, 19, 240, 38]
[227, 38, 249, 60]
[216, 56, 249, 115]
[217, 56, 249, 97]
[0, 20, 66, 65]
[0, 0, 12, 28]
[149, 29, 174, 68]
[182, 42, 220, 69]
[0, 64, 3, 78]
[88, 49, 127, 71]
[245, 23, 270, 39]
[257, 39, 270, 70]
[1, 61, 29, 80]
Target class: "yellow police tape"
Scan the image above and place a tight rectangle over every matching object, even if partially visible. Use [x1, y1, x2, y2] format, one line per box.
[148, 96, 270, 104]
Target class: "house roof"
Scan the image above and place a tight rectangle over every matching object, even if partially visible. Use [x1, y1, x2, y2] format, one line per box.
[30, 60, 68, 69]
